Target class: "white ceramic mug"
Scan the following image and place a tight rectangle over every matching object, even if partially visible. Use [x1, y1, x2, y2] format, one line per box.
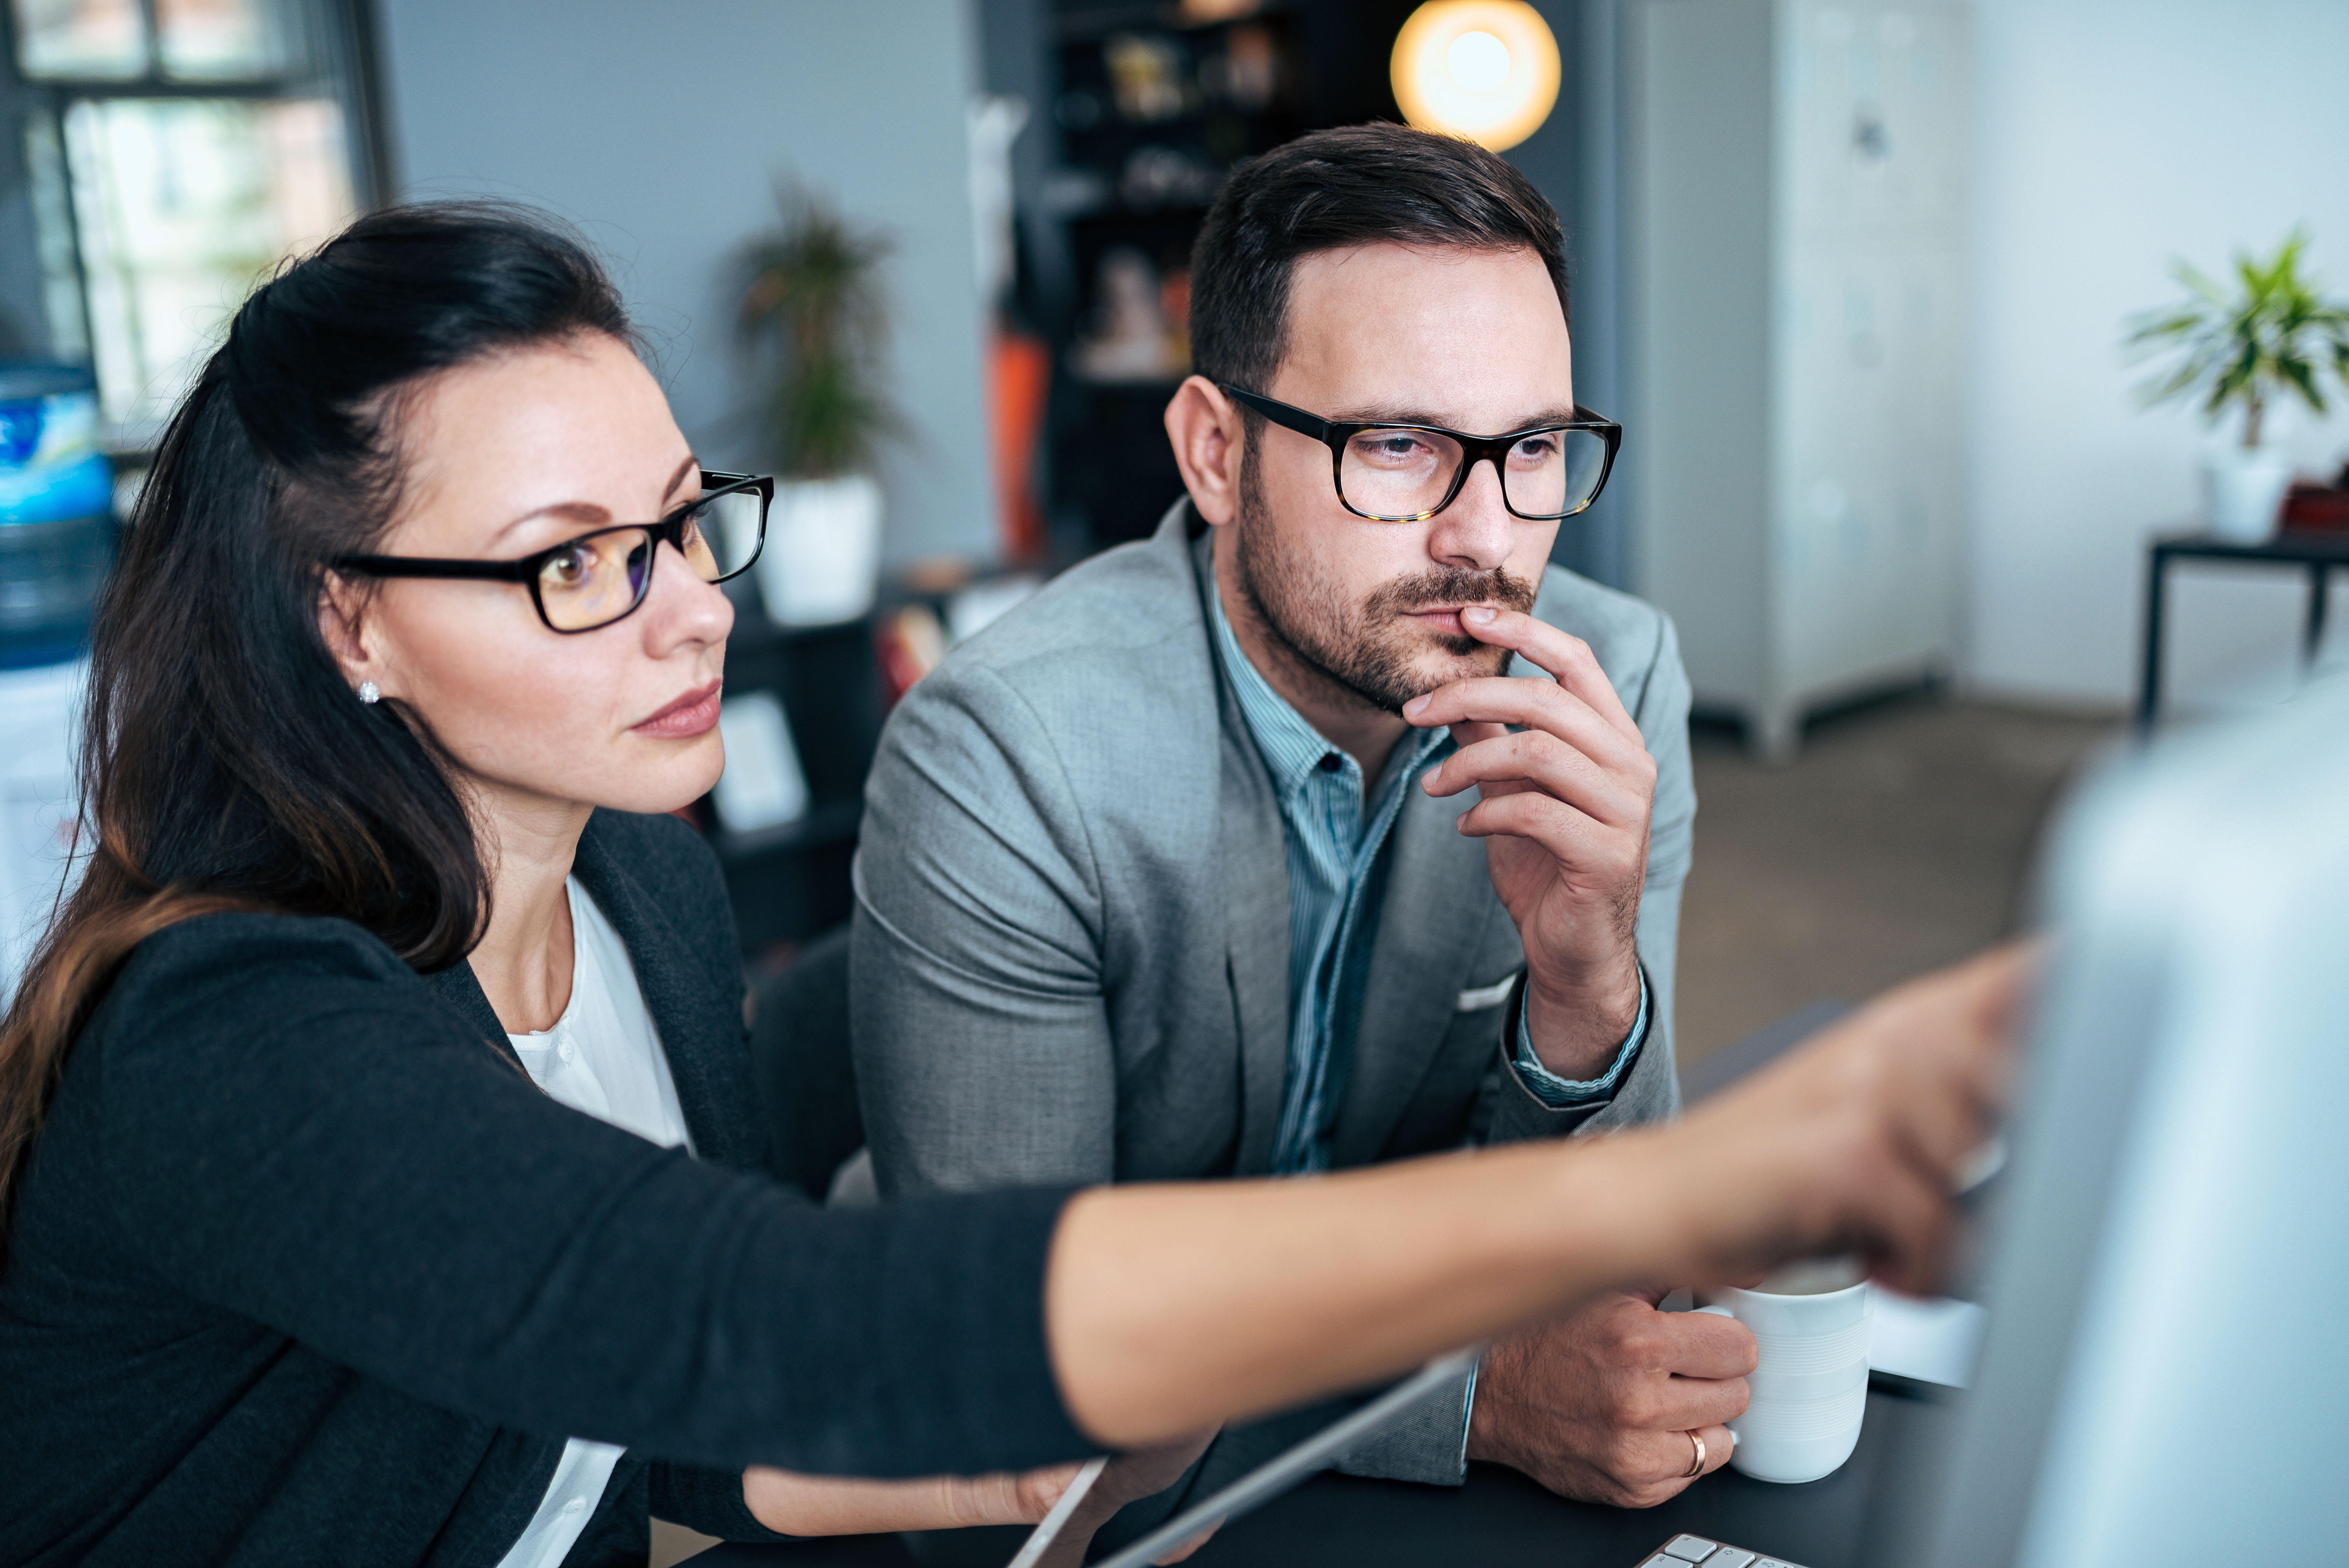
[1697, 1258, 1872, 1484]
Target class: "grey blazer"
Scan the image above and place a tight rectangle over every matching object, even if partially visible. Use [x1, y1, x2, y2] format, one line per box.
[851, 501, 1696, 1495]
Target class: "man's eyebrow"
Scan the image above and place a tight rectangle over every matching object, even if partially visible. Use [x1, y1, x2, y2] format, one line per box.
[486, 455, 702, 546]
[1332, 404, 1581, 431]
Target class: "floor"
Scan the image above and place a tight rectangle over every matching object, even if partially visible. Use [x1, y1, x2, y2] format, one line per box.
[1672, 691, 2121, 1070]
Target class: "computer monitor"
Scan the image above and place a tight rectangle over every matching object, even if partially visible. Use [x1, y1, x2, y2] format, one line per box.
[1882, 674, 2349, 1564]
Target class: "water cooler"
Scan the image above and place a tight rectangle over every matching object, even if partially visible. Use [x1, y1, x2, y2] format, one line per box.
[0, 364, 114, 1000]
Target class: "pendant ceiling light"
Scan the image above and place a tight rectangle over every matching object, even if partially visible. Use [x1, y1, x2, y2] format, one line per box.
[1390, 0, 1562, 154]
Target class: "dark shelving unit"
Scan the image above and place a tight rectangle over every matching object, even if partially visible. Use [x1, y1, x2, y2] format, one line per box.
[709, 798, 865, 864]
[1005, 0, 1420, 556]
[699, 602, 883, 957]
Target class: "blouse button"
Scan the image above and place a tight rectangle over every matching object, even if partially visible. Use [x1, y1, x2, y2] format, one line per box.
[564, 1497, 586, 1514]
[556, 1039, 576, 1064]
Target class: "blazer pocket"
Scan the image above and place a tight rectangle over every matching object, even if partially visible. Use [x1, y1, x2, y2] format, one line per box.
[1455, 970, 1521, 1012]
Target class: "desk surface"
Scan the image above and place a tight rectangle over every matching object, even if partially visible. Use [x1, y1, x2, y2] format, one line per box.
[701, 1385, 1948, 1568]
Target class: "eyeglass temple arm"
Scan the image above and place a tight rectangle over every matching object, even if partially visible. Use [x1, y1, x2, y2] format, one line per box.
[1215, 383, 1330, 442]
[333, 554, 535, 582]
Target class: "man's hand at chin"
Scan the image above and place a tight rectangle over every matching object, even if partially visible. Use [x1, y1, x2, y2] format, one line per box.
[1465, 1289, 1754, 1508]
[1404, 606, 1656, 1081]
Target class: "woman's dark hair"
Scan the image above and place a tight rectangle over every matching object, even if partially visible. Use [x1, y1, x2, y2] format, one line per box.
[1188, 122, 1570, 399]
[0, 202, 633, 1237]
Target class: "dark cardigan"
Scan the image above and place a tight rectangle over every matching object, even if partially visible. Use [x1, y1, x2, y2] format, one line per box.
[0, 810, 1087, 1567]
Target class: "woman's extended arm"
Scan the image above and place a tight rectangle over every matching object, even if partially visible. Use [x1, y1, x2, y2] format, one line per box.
[94, 919, 2012, 1496]
[739, 944, 2018, 1537]
[1045, 945, 2019, 1447]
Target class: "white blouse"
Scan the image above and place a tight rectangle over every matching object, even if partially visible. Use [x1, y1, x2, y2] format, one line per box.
[493, 878, 694, 1568]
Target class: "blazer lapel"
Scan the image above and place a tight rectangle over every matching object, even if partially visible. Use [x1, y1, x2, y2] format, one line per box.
[1191, 526, 1292, 1177]
[421, 955, 516, 1068]
[1327, 788, 1501, 1168]
[572, 812, 761, 1172]
[1220, 719, 1292, 1176]
[419, 814, 757, 1173]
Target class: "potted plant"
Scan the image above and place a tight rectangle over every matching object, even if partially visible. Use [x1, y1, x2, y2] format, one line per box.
[2126, 229, 2349, 541]
[737, 187, 899, 624]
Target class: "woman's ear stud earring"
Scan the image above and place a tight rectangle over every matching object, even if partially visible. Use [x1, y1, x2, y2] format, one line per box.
[357, 681, 380, 705]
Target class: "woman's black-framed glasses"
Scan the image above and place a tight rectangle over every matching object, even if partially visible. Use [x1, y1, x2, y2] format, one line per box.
[336, 471, 773, 634]
[1217, 384, 1621, 524]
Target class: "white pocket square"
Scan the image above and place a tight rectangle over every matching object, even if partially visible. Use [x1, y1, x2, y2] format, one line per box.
[1455, 973, 1520, 1012]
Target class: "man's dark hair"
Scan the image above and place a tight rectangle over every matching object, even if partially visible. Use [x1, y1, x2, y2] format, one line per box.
[1188, 123, 1568, 398]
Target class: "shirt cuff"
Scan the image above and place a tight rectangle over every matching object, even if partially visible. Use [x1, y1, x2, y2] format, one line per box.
[1510, 965, 1650, 1106]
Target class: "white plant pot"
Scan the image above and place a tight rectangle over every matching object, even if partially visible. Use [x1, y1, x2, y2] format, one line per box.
[2204, 446, 2295, 542]
[757, 474, 882, 626]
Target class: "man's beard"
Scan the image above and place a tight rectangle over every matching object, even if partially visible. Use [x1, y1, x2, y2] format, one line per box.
[1231, 458, 1539, 716]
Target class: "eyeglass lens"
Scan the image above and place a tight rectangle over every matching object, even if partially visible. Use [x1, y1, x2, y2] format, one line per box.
[534, 488, 766, 631]
[1339, 426, 1610, 520]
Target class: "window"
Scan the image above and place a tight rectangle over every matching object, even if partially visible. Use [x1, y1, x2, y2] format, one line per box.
[4, 0, 383, 438]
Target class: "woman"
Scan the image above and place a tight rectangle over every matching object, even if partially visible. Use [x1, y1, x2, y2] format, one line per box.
[0, 205, 2018, 1568]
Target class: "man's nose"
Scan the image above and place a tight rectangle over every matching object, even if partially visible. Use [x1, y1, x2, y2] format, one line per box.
[1424, 457, 1515, 573]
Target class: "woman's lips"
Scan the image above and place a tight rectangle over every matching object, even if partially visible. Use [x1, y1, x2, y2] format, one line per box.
[633, 681, 722, 738]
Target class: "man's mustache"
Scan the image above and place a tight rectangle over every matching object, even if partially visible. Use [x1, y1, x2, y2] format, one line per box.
[1365, 567, 1540, 619]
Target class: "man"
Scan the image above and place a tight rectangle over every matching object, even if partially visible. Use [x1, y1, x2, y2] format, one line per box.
[850, 124, 1746, 1518]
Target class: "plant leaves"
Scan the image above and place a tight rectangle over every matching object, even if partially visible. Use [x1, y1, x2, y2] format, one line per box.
[736, 184, 902, 478]
[2125, 226, 2349, 435]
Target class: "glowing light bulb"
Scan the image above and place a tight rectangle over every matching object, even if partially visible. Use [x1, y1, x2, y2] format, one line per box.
[1447, 30, 1511, 91]
[1391, 0, 1561, 153]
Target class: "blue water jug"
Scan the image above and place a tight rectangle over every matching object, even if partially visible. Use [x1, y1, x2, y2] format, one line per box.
[0, 364, 114, 669]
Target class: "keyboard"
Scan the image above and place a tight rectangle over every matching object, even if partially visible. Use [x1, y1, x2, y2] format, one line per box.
[1639, 1533, 1807, 1568]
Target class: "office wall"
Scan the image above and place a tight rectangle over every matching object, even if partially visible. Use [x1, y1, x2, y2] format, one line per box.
[1515, 0, 1644, 592]
[1505, 0, 1634, 589]
[373, 0, 995, 567]
[1965, 0, 2349, 707]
